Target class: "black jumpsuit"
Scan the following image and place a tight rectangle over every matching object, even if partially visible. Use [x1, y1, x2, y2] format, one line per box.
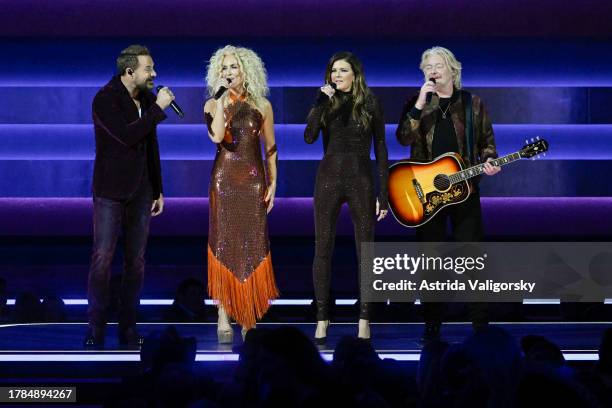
[304, 90, 389, 320]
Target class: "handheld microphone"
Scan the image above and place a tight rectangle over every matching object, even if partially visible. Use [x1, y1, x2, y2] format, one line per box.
[214, 78, 232, 100]
[425, 78, 436, 104]
[156, 85, 184, 119]
[316, 82, 337, 104]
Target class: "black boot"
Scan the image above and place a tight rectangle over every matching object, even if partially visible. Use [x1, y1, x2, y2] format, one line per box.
[472, 321, 489, 332]
[419, 322, 441, 345]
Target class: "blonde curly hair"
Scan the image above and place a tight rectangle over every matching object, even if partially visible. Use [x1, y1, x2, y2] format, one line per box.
[205, 45, 269, 111]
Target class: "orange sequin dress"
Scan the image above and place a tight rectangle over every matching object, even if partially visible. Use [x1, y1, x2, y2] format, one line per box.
[205, 96, 278, 328]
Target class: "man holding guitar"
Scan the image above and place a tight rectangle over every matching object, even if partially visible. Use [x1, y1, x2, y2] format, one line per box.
[396, 46, 500, 343]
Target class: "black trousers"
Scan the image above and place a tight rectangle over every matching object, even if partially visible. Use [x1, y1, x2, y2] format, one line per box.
[87, 174, 153, 330]
[312, 156, 375, 321]
[416, 192, 488, 326]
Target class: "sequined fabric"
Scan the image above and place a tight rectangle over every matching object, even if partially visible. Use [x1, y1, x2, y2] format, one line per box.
[304, 91, 389, 320]
[205, 98, 278, 327]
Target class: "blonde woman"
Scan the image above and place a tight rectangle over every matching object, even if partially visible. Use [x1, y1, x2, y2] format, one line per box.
[203, 46, 279, 343]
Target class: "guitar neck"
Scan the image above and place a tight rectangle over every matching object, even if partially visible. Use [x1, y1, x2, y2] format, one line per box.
[449, 152, 522, 184]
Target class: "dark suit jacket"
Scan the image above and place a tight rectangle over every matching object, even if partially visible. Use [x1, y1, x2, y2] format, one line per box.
[92, 76, 166, 200]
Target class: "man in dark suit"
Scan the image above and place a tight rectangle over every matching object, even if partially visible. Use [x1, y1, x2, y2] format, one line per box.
[85, 45, 175, 347]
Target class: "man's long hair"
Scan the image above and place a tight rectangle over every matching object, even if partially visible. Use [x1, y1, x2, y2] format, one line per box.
[322, 51, 371, 129]
[419, 46, 463, 89]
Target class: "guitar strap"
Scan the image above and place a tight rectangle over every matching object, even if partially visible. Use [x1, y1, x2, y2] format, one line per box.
[462, 90, 474, 165]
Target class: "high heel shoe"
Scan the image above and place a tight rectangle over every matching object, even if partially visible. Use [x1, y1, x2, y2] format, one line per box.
[314, 320, 330, 345]
[217, 306, 233, 344]
[241, 324, 255, 341]
[357, 319, 371, 340]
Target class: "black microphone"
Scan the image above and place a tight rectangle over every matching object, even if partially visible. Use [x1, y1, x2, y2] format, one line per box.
[156, 85, 184, 118]
[316, 82, 337, 104]
[214, 78, 232, 100]
[425, 78, 436, 104]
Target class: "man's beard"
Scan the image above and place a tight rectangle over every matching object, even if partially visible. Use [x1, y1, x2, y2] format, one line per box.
[137, 79, 154, 92]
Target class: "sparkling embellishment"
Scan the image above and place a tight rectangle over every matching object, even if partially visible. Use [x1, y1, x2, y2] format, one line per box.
[206, 99, 269, 281]
[304, 93, 389, 318]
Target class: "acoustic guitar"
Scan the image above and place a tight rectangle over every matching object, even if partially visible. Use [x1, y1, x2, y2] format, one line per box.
[387, 138, 549, 228]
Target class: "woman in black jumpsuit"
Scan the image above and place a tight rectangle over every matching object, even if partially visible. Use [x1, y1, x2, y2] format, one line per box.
[304, 52, 389, 342]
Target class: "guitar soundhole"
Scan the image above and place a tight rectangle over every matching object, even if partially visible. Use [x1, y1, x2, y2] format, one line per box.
[433, 174, 451, 191]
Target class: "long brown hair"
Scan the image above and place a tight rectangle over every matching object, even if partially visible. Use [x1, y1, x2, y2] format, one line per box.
[322, 51, 371, 128]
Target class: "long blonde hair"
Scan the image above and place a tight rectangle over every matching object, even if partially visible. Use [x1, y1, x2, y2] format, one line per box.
[205, 45, 269, 110]
[419, 46, 462, 89]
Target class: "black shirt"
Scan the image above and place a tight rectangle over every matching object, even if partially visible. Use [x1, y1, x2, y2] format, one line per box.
[431, 93, 459, 158]
[304, 89, 389, 208]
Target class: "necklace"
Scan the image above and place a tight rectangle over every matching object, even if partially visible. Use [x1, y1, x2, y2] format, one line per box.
[439, 100, 451, 119]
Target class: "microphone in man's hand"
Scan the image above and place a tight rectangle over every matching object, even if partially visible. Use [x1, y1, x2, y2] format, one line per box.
[214, 78, 233, 100]
[156, 85, 184, 118]
[425, 78, 436, 104]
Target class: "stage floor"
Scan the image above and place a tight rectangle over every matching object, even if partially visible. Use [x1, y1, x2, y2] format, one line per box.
[0, 322, 605, 363]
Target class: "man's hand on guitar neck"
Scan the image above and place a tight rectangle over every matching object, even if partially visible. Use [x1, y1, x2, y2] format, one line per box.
[483, 158, 501, 176]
